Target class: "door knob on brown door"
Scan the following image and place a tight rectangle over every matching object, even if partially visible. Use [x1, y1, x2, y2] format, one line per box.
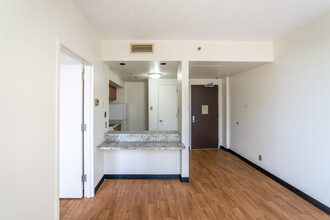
[192, 116, 198, 123]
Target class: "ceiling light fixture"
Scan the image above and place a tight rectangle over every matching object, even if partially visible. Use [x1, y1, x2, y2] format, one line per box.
[148, 73, 163, 79]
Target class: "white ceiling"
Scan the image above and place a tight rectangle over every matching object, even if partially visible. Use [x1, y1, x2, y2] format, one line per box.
[73, 0, 330, 40]
[189, 61, 268, 79]
[107, 61, 180, 82]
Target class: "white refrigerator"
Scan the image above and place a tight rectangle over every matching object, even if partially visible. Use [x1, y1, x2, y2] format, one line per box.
[109, 104, 128, 131]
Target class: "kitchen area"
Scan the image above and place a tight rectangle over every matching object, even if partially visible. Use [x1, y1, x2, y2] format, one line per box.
[108, 81, 147, 131]
[108, 103, 127, 131]
[107, 61, 179, 132]
[108, 81, 127, 131]
[94, 61, 187, 187]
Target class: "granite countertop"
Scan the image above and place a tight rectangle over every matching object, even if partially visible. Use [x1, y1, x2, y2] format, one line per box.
[97, 141, 185, 150]
[98, 130, 184, 150]
[104, 130, 181, 142]
[105, 130, 180, 135]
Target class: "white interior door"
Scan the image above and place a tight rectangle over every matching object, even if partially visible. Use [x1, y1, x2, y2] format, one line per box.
[158, 84, 178, 130]
[59, 64, 83, 198]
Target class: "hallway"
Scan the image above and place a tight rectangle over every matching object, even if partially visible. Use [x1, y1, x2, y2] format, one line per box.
[60, 150, 328, 219]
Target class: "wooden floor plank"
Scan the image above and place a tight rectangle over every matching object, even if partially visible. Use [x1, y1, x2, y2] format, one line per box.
[60, 150, 330, 219]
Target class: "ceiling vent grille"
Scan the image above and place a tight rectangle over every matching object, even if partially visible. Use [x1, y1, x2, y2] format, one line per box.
[130, 44, 154, 54]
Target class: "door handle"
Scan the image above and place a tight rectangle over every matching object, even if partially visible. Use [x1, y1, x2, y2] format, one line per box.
[192, 116, 198, 123]
[159, 120, 164, 122]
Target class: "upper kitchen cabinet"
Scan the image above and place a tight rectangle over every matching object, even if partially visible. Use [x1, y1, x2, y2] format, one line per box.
[109, 85, 117, 101]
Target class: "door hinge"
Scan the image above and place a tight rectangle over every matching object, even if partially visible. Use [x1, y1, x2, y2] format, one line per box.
[82, 174, 87, 182]
[81, 123, 87, 131]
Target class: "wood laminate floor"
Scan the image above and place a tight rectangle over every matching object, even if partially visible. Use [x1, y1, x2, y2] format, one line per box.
[60, 150, 329, 219]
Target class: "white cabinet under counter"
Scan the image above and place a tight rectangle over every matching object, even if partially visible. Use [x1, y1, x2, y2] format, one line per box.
[97, 131, 185, 175]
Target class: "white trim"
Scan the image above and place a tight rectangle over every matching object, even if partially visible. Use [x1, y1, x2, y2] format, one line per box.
[89, 66, 95, 197]
[61, 46, 90, 65]
[83, 65, 94, 197]
[55, 38, 60, 220]
[189, 79, 224, 149]
[225, 77, 230, 149]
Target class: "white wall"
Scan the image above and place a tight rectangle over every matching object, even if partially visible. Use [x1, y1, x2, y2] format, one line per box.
[0, 0, 109, 219]
[125, 82, 148, 130]
[229, 13, 330, 207]
[109, 69, 125, 88]
[104, 151, 181, 174]
[175, 62, 189, 178]
[180, 61, 190, 178]
[102, 40, 273, 62]
[189, 79, 224, 148]
[177, 64, 183, 133]
[225, 77, 230, 148]
[93, 64, 108, 193]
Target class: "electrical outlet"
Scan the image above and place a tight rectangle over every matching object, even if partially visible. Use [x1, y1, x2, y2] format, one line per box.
[259, 155, 262, 161]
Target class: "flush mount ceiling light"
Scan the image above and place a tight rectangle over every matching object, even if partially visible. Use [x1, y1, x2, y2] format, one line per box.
[148, 73, 163, 79]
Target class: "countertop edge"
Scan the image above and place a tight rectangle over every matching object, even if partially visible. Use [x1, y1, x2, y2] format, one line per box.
[97, 141, 185, 151]
[97, 147, 185, 151]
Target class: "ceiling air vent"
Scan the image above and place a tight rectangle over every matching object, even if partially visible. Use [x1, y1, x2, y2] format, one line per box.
[130, 44, 154, 54]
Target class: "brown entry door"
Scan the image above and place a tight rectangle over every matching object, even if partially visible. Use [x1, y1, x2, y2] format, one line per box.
[191, 85, 218, 149]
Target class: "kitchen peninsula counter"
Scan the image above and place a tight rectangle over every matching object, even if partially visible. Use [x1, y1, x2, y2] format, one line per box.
[97, 130, 185, 150]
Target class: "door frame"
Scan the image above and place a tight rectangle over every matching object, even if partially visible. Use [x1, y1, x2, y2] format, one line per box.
[189, 79, 224, 150]
[55, 43, 94, 203]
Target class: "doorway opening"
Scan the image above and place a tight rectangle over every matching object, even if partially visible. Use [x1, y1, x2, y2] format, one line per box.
[106, 61, 181, 132]
[189, 61, 227, 150]
[189, 61, 270, 150]
[58, 46, 93, 200]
